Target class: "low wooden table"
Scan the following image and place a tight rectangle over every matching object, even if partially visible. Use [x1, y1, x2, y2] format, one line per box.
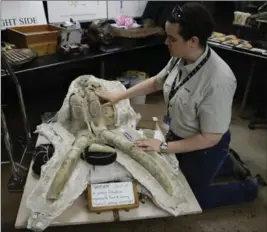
[15, 133, 202, 229]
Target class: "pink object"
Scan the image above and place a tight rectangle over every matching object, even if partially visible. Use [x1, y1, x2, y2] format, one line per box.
[115, 15, 127, 26]
[124, 17, 134, 28]
[115, 15, 135, 28]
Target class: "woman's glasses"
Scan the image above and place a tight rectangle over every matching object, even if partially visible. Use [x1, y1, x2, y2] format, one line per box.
[171, 4, 183, 21]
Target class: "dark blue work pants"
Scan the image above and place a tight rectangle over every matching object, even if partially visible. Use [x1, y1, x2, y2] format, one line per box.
[166, 130, 258, 209]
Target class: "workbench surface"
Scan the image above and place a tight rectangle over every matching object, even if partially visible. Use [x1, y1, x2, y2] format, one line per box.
[15, 132, 202, 229]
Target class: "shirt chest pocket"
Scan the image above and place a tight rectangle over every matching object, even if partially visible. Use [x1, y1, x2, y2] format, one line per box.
[175, 87, 197, 120]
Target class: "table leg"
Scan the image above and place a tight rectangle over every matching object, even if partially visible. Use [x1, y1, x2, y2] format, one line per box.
[1, 108, 19, 178]
[240, 60, 256, 118]
[100, 60, 105, 79]
[2, 52, 33, 174]
[2, 52, 32, 142]
[1, 108, 26, 192]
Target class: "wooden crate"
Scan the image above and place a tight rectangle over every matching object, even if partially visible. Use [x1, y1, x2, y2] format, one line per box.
[7, 24, 63, 56]
[110, 26, 164, 38]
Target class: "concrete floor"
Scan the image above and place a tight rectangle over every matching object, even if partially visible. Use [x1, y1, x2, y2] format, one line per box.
[1, 93, 267, 232]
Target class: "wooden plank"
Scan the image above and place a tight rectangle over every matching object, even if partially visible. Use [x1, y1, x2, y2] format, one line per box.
[15, 164, 115, 229]
[118, 170, 202, 221]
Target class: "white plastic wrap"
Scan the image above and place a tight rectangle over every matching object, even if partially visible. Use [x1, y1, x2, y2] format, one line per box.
[26, 75, 182, 232]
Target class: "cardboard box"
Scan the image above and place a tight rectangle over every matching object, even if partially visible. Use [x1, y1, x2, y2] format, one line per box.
[131, 104, 166, 130]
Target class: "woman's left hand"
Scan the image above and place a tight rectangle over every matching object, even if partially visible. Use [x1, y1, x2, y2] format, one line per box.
[134, 139, 162, 153]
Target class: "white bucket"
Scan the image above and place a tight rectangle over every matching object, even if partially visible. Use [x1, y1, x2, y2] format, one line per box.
[129, 77, 146, 104]
[130, 95, 146, 104]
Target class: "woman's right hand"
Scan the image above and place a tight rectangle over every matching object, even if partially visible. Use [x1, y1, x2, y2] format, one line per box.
[95, 91, 124, 105]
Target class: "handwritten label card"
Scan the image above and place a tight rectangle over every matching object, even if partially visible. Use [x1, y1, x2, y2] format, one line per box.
[88, 182, 139, 211]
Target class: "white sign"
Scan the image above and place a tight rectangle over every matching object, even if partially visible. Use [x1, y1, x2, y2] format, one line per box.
[47, 1, 107, 24]
[1, 1, 47, 30]
[91, 182, 135, 207]
[107, 1, 147, 19]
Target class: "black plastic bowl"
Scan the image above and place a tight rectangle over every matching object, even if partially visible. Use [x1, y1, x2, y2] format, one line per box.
[81, 145, 117, 166]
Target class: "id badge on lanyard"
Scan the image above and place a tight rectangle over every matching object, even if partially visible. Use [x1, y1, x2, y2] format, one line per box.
[164, 48, 211, 126]
[163, 57, 179, 127]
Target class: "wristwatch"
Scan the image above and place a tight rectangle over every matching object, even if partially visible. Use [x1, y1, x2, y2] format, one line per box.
[160, 142, 168, 153]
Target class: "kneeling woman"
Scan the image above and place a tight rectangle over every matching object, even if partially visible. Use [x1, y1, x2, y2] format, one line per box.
[96, 2, 259, 209]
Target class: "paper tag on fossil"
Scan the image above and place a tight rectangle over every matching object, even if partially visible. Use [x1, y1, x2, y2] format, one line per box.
[88, 181, 139, 212]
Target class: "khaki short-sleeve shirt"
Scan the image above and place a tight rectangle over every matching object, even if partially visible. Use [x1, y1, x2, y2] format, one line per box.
[155, 46, 237, 138]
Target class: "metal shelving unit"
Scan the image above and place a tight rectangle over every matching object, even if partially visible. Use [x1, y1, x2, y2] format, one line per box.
[1, 52, 33, 192]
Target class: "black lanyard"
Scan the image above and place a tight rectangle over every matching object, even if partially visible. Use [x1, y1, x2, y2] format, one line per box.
[167, 48, 211, 117]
